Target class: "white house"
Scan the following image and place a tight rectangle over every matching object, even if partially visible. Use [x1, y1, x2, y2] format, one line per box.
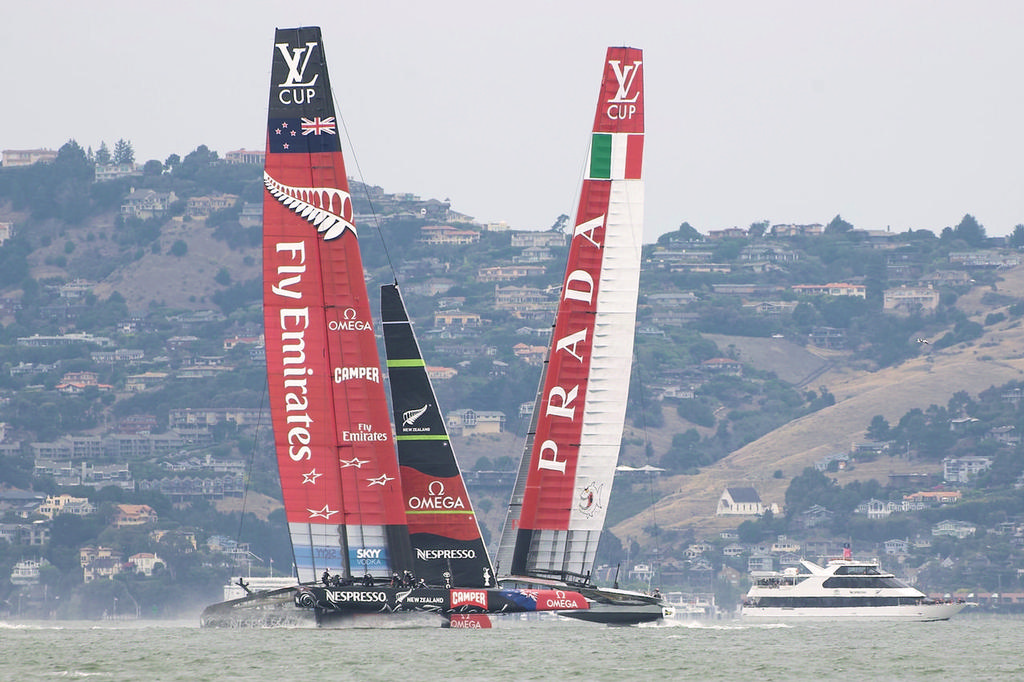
[932, 520, 977, 539]
[716, 487, 764, 516]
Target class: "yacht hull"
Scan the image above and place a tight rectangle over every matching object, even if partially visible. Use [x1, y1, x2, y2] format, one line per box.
[742, 602, 965, 622]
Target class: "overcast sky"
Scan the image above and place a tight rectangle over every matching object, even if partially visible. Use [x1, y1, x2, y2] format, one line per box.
[5, 1, 1024, 242]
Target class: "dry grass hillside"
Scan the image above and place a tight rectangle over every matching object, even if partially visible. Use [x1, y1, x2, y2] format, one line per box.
[24, 210, 260, 313]
[92, 219, 260, 311]
[613, 265, 1024, 544]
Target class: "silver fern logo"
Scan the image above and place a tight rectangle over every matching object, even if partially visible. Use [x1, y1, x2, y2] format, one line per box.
[403, 404, 430, 427]
[264, 170, 355, 240]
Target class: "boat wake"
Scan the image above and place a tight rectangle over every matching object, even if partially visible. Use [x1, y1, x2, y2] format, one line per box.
[0, 621, 66, 630]
[657, 620, 793, 630]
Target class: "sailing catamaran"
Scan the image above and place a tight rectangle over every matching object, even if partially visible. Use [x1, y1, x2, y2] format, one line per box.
[495, 46, 667, 625]
[201, 26, 588, 627]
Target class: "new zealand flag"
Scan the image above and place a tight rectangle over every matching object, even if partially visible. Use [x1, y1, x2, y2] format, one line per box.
[268, 117, 340, 154]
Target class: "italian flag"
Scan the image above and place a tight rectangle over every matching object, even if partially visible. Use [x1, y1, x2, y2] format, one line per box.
[588, 133, 643, 180]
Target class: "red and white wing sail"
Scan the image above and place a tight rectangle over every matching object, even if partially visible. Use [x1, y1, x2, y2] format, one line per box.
[499, 47, 644, 581]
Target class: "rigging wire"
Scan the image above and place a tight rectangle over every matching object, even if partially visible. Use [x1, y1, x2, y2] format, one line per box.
[631, 263, 665, 595]
[332, 92, 399, 287]
[235, 377, 268, 546]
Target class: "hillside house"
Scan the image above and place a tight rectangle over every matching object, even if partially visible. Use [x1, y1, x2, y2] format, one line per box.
[446, 409, 505, 435]
[433, 311, 482, 329]
[512, 343, 548, 365]
[770, 223, 823, 237]
[80, 546, 124, 583]
[808, 326, 846, 349]
[186, 192, 238, 218]
[884, 539, 910, 555]
[56, 371, 113, 395]
[510, 231, 565, 248]
[932, 520, 977, 539]
[748, 553, 775, 572]
[403, 277, 456, 297]
[112, 504, 158, 528]
[128, 552, 163, 576]
[125, 372, 170, 392]
[494, 286, 554, 314]
[944, 456, 992, 483]
[92, 348, 145, 364]
[722, 543, 745, 557]
[883, 285, 940, 314]
[120, 189, 177, 219]
[420, 225, 480, 245]
[0, 521, 50, 545]
[948, 251, 1021, 268]
[426, 366, 458, 381]
[10, 558, 43, 585]
[224, 149, 265, 165]
[95, 163, 141, 182]
[796, 504, 834, 529]
[701, 358, 743, 376]
[771, 536, 801, 553]
[707, 227, 748, 240]
[854, 498, 900, 519]
[791, 282, 866, 298]
[2, 148, 57, 166]
[37, 494, 95, 519]
[903, 490, 962, 506]
[513, 246, 555, 263]
[477, 265, 547, 282]
[17, 332, 113, 347]
[716, 487, 764, 516]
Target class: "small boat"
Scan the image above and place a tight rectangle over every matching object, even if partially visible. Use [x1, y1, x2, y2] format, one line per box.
[741, 558, 965, 622]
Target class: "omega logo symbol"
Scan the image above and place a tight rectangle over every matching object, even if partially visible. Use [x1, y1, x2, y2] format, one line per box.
[328, 308, 371, 332]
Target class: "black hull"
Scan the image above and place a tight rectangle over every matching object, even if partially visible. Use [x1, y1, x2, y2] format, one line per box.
[200, 587, 314, 628]
[558, 605, 665, 625]
[201, 583, 591, 627]
[568, 585, 668, 625]
[497, 579, 670, 626]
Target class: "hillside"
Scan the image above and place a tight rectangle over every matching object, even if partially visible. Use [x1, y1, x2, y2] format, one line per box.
[612, 265, 1024, 543]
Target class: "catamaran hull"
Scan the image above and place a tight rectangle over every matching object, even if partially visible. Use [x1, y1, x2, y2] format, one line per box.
[296, 584, 589, 617]
[200, 587, 316, 628]
[561, 586, 668, 625]
[558, 604, 667, 625]
[201, 584, 588, 627]
[742, 602, 965, 622]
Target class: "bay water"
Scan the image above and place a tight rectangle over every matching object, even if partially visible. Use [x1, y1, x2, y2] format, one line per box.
[0, 614, 1019, 681]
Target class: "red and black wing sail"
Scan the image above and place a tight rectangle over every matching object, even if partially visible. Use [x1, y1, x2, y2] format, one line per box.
[382, 284, 497, 588]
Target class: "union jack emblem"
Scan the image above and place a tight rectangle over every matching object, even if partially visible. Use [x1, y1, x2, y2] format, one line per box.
[301, 116, 336, 135]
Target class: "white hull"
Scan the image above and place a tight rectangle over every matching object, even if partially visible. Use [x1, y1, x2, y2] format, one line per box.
[742, 601, 965, 622]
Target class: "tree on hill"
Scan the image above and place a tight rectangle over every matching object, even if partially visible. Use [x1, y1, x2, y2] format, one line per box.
[94, 141, 111, 165]
[784, 467, 838, 518]
[177, 144, 218, 179]
[825, 214, 854, 233]
[941, 214, 986, 247]
[548, 214, 569, 233]
[748, 220, 769, 238]
[866, 415, 890, 441]
[657, 222, 702, 244]
[113, 138, 135, 165]
[1008, 224, 1024, 248]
